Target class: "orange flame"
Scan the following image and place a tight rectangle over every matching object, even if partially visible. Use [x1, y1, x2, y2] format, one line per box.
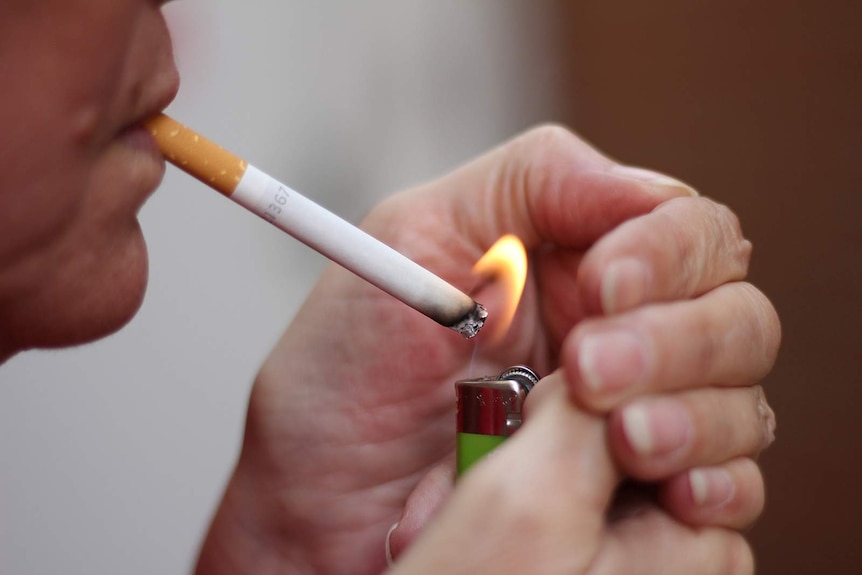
[472, 234, 528, 342]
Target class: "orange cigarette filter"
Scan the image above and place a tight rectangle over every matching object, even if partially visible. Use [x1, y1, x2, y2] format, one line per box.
[145, 114, 248, 197]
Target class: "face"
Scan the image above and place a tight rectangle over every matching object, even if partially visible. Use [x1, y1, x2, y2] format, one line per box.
[0, 0, 179, 358]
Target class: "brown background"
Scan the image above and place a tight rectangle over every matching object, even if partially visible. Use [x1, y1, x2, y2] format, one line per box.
[553, 1, 862, 572]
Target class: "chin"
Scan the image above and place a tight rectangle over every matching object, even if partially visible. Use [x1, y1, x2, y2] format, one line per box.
[71, 258, 149, 346]
[66, 227, 151, 346]
[3, 224, 151, 353]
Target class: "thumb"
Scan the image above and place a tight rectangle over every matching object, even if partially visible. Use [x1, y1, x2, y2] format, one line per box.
[389, 371, 621, 574]
[385, 370, 608, 565]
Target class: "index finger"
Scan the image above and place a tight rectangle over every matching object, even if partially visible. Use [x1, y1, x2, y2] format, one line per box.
[373, 125, 697, 260]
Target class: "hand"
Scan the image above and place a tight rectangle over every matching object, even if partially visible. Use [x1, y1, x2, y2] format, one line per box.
[388, 177, 779, 561]
[391, 372, 756, 575]
[195, 126, 780, 574]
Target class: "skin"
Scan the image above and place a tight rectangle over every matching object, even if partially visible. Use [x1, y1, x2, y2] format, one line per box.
[0, 2, 780, 574]
[0, 0, 178, 356]
[393, 373, 760, 575]
[196, 127, 779, 574]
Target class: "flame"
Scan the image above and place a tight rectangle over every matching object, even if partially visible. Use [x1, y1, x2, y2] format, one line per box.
[472, 234, 528, 341]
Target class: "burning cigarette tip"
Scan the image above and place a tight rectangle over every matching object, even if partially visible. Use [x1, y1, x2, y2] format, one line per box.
[450, 302, 488, 339]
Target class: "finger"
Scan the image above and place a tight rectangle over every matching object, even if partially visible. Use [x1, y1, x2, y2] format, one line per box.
[563, 282, 781, 409]
[607, 386, 776, 480]
[366, 125, 696, 262]
[388, 371, 610, 565]
[531, 195, 745, 350]
[578, 196, 752, 316]
[514, 369, 620, 495]
[470, 369, 619, 517]
[390, 372, 616, 573]
[592, 508, 754, 575]
[386, 458, 455, 564]
[658, 458, 766, 530]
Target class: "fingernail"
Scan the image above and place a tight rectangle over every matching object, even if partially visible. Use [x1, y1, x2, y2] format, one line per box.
[609, 165, 699, 196]
[579, 329, 650, 393]
[385, 521, 399, 566]
[601, 258, 652, 314]
[689, 468, 736, 507]
[621, 399, 692, 457]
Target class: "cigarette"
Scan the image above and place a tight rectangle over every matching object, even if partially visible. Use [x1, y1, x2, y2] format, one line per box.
[144, 114, 487, 338]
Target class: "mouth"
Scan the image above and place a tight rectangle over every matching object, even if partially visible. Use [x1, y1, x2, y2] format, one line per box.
[112, 79, 179, 207]
[117, 123, 163, 158]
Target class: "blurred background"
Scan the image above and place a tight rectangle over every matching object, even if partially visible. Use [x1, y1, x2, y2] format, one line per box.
[0, 1, 859, 573]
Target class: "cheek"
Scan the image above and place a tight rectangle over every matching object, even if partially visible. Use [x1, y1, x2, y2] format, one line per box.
[0, 1, 139, 262]
[0, 149, 93, 268]
[0, 1, 162, 350]
[0, 79, 117, 269]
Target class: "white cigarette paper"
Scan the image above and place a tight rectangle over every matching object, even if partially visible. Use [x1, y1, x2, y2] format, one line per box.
[144, 114, 487, 337]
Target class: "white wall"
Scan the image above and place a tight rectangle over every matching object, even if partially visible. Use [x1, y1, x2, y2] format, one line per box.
[0, 2, 560, 573]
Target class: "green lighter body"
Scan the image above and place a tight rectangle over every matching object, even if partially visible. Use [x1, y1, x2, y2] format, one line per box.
[455, 366, 539, 476]
[456, 432, 507, 475]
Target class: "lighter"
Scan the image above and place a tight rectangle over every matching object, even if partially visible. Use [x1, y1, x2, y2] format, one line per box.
[455, 365, 540, 476]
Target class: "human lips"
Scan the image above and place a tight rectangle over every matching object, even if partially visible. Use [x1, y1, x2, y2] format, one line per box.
[117, 123, 163, 163]
[111, 74, 180, 208]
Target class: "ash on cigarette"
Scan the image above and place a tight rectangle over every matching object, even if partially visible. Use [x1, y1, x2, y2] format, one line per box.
[450, 303, 488, 339]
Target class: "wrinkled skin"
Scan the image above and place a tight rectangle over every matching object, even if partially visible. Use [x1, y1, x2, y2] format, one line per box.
[0, 0, 179, 357]
[197, 127, 779, 574]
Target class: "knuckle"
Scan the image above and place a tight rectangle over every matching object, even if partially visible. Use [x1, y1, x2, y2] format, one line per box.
[710, 200, 752, 276]
[648, 197, 753, 295]
[646, 199, 713, 297]
[496, 123, 588, 241]
[719, 387, 774, 459]
[508, 124, 581, 198]
[507, 124, 582, 186]
[753, 386, 777, 452]
[738, 283, 782, 376]
[518, 123, 580, 154]
[656, 207, 701, 291]
[711, 199, 745, 240]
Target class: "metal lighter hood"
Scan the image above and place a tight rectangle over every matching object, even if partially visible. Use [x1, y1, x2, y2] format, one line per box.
[455, 365, 540, 475]
[456, 366, 539, 437]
